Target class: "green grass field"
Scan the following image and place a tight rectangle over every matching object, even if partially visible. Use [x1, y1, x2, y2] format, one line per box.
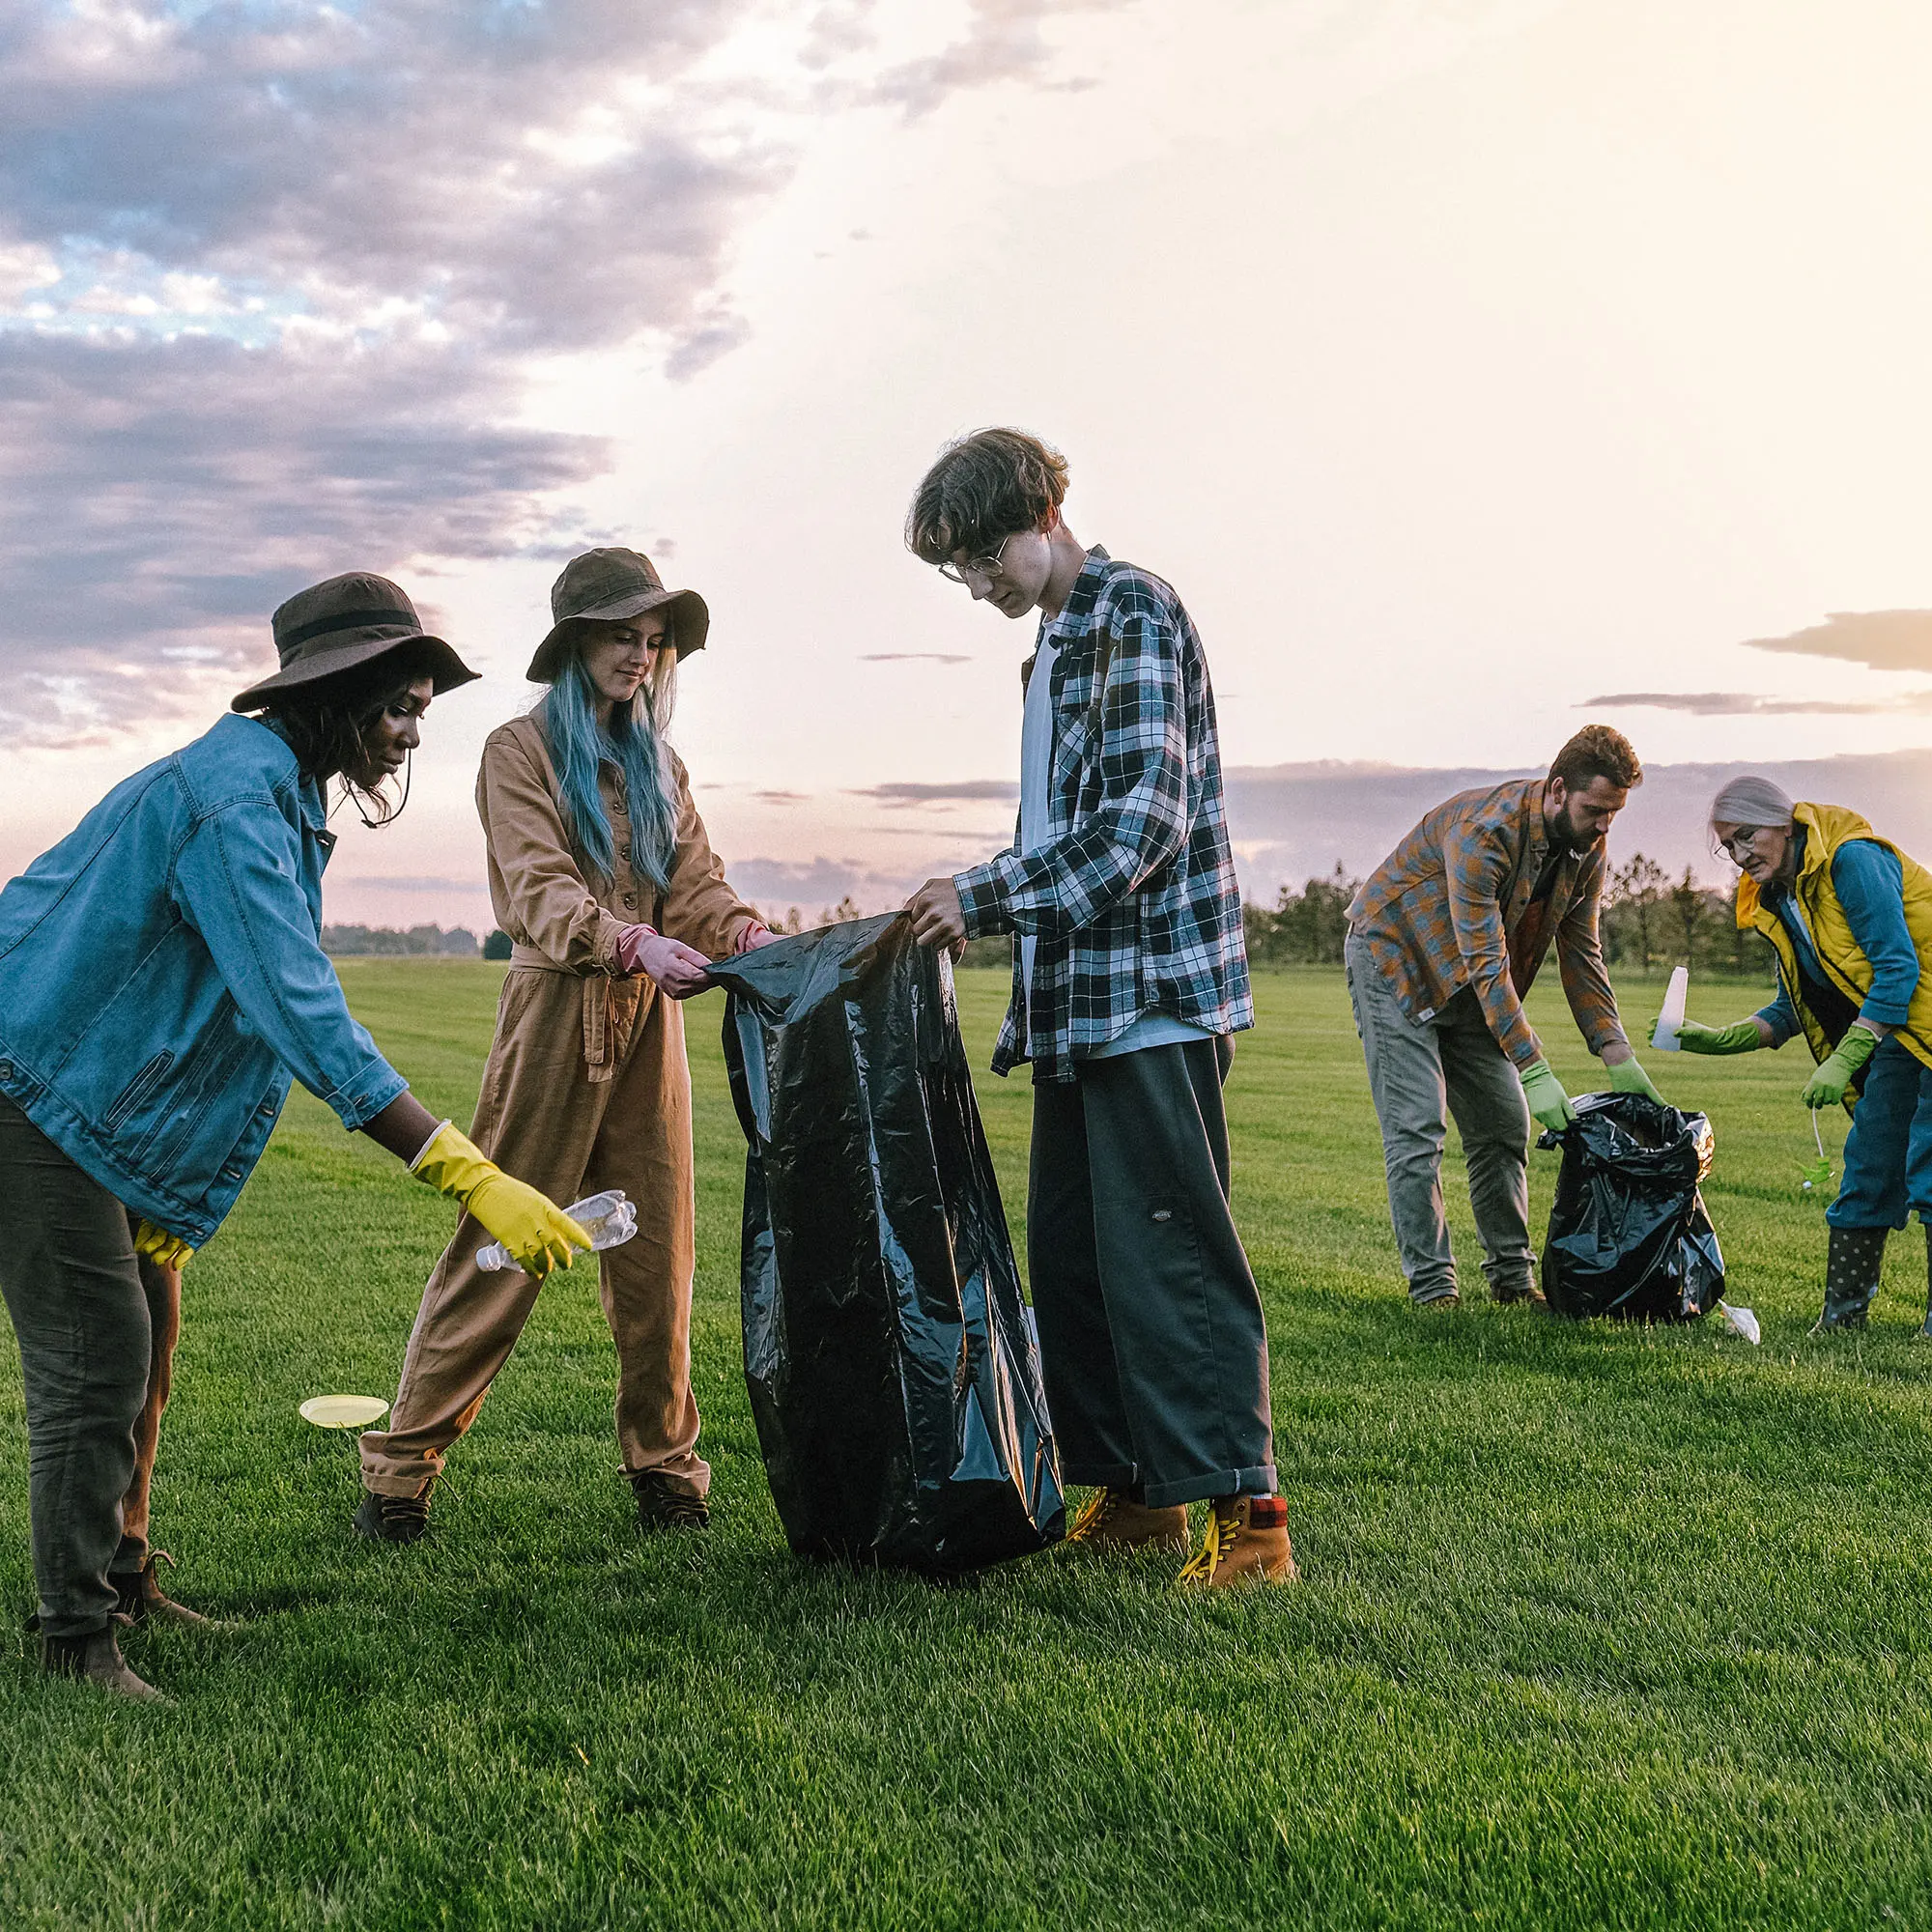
[7, 961, 1932, 1929]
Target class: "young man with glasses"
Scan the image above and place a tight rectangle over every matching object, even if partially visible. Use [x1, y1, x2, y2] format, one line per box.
[902, 427, 1293, 1588]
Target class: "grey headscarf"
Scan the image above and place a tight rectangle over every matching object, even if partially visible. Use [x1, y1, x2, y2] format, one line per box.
[1709, 775, 1796, 833]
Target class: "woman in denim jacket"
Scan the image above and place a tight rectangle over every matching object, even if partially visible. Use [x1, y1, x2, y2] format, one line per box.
[0, 573, 588, 1702]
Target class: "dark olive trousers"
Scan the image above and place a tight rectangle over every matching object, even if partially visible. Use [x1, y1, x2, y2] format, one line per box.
[0, 1095, 182, 1637]
[1027, 1037, 1277, 1510]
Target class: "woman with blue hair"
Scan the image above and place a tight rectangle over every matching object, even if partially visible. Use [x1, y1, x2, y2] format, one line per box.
[355, 549, 773, 1541]
[1669, 774, 1932, 1333]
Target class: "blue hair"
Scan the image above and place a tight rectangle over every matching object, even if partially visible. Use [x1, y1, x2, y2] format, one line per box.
[539, 656, 678, 894]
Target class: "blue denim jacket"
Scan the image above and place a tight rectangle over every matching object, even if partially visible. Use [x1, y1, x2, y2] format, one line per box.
[0, 715, 408, 1245]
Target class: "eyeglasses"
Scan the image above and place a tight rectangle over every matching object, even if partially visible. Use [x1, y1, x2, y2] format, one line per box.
[1718, 827, 1770, 862]
[936, 531, 1019, 585]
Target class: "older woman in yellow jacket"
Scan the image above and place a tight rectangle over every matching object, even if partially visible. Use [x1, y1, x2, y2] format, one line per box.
[1669, 775, 1932, 1333]
[355, 549, 771, 1538]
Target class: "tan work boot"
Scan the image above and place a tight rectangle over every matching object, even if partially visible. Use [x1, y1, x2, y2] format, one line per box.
[113, 1550, 235, 1632]
[1065, 1486, 1190, 1553]
[1178, 1494, 1297, 1587]
[41, 1625, 169, 1703]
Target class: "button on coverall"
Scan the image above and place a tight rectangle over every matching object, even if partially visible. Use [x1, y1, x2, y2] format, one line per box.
[359, 713, 757, 1500]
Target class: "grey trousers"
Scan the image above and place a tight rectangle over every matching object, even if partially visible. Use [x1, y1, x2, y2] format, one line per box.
[1344, 934, 1535, 1303]
[1028, 1037, 1277, 1509]
[0, 1094, 167, 1636]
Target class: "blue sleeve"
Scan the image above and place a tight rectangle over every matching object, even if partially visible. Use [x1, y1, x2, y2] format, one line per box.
[1832, 841, 1919, 1026]
[1754, 980, 1800, 1046]
[171, 802, 410, 1129]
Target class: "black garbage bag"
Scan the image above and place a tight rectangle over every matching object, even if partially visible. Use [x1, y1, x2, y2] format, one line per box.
[709, 912, 1065, 1574]
[1538, 1092, 1726, 1321]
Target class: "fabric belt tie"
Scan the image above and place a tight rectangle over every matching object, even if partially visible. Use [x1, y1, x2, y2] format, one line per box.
[507, 944, 645, 1083]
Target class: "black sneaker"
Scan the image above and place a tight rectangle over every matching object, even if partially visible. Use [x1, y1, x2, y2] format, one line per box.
[354, 1481, 434, 1544]
[631, 1472, 710, 1532]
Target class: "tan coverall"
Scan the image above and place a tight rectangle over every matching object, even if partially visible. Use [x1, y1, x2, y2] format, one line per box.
[359, 712, 756, 1500]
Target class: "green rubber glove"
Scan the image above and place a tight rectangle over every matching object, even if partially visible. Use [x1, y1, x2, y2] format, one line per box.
[1800, 1024, 1880, 1109]
[1605, 1054, 1663, 1102]
[1520, 1059, 1578, 1133]
[1659, 1014, 1764, 1056]
[1669, 1012, 1770, 1059]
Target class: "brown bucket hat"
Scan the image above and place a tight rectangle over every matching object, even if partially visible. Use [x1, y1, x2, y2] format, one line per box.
[231, 572, 479, 712]
[526, 547, 709, 684]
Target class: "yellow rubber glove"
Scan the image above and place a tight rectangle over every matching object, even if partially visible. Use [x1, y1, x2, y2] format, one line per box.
[133, 1220, 194, 1271]
[411, 1122, 589, 1278]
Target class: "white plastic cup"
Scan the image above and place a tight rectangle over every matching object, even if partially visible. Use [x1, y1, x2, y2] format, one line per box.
[476, 1189, 639, 1273]
[1652, 964, 1689, 1052]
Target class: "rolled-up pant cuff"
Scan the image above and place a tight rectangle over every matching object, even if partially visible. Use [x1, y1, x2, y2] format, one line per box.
[1145, 1463, 1279, 1510]
[37, 1612, 114, 1639]
[361, 1466, 438, 1500]
[622, 1463, 708, 1500]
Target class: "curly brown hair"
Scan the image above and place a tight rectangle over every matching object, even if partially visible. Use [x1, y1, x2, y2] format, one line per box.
[1548, 724, 1642, 794]
[904, 428, 1069, 565]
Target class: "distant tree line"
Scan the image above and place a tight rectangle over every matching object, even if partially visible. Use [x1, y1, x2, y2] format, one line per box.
[323, 923, 480, 957]
[1244, 856, 1776, 980]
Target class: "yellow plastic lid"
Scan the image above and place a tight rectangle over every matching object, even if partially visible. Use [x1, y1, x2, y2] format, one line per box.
[298, 1394, 390, 1429]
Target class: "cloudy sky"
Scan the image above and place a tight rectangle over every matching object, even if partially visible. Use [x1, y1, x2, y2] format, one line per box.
[8, 0, 1932, 928]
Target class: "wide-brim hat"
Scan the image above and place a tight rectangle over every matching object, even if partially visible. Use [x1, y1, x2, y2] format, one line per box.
[526, 546, 709, 684]
[232, 572, 478, 712]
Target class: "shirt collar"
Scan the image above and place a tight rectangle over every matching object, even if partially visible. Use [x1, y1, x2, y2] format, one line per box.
[1037, 545, 1112, 647]
[254, 713, 329, 833]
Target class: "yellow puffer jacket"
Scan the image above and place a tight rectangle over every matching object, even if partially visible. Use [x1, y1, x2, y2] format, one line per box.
[1734, 801, 1932, 1073]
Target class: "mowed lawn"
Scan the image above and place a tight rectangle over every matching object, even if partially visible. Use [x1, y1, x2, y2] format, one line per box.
[6, 960, 1932, 1930]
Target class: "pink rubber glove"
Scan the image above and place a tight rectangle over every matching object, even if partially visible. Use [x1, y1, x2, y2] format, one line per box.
[616, 923, 712, 999]
[735, 922, 779, 953]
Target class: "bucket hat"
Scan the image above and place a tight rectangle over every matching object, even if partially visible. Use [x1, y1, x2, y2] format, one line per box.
[526, 547, 709, 684]
[232, 572, 478, 712]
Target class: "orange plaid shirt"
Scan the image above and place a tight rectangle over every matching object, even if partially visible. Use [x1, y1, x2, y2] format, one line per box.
[1346, 779, 1628, 1070]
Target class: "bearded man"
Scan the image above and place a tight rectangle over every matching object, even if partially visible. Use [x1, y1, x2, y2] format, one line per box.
[1345, 725, 1659, 1309]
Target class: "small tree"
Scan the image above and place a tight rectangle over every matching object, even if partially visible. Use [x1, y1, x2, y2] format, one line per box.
[482, 929, 512, 961]
[1607, 853, 1667, 969]
[1668, 867, 1705, 966]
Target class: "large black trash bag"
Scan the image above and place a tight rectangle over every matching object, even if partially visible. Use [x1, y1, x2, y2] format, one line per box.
[1538, 1092, 1726, 1321]
[709, 913, 1065, 1574]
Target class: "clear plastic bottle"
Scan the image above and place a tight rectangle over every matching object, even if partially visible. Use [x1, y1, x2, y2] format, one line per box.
[1651, 965, 1688, 1052]
[475, 1189, 639, 1273]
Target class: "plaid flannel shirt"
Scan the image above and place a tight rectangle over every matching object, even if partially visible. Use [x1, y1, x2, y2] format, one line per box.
[954, 548, 1252, 1083]
[1345, 779, 1627, 1070]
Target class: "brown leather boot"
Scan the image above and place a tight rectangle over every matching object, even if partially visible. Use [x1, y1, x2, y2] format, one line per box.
[1178, 1494, 1297, 1587]
[112, 1550, 233, 1632]
[1065, 1486, 1190, 1553]
[41, 1625, 169, 1702]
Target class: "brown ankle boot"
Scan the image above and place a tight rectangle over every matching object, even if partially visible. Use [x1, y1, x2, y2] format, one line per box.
[112, 1550, 232, 1632]
[1178, 1494, 1297, 1587]
[1065, 1486, 1190, 1553]
[41, 1625, 169, 1702]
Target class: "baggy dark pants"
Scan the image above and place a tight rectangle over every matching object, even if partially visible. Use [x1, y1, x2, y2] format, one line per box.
[1027, 1037, 1277, 1510]
[0, 1095, 182, 1637]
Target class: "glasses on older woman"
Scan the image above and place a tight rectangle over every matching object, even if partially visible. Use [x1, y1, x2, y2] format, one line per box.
[1717, 826, 1774, 863]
